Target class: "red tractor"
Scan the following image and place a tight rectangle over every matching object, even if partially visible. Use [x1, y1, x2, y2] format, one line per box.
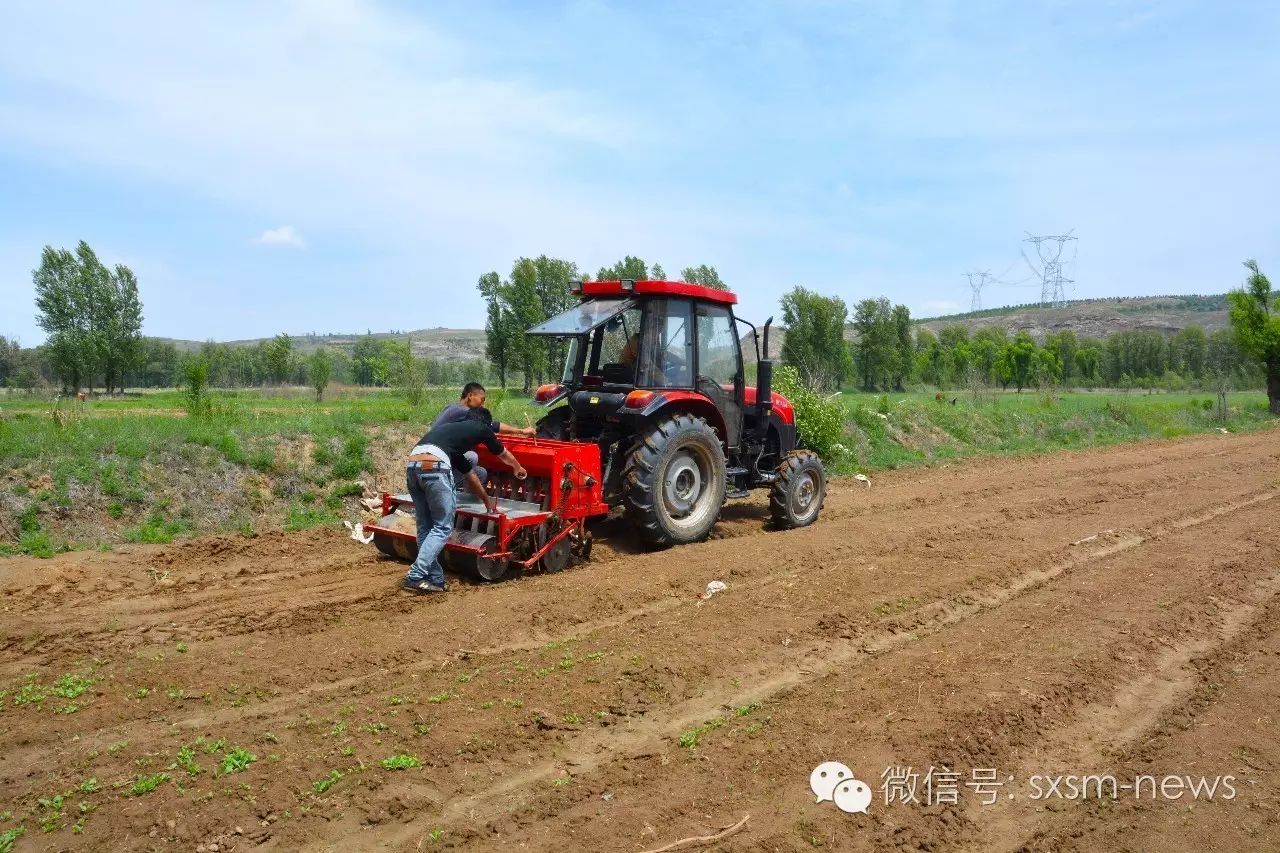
[365, 279, 825, 577]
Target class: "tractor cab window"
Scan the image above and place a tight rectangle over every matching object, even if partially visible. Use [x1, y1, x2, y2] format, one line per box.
[696, 303, 741, 387]
[559, 337, 580, 384]
[639, 299, 693, 387]
[588, 306, 643, 384]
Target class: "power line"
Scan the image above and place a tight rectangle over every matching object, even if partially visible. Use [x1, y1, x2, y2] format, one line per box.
[1022, 229, 1077, 307]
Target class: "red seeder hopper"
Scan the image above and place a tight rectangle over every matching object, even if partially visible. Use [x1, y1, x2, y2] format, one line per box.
[364, 436, 608, 582]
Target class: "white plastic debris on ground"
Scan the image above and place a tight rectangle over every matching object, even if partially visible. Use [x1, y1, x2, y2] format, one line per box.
[344, 520, 375, 544]
[854, 473, 871, 488]
[699, 580, 728, 601]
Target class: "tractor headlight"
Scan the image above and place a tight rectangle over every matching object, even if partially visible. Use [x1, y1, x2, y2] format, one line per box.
[624, 390, 655, 408]
[619, 278, 635, 292]
[535, 383, 565, 403]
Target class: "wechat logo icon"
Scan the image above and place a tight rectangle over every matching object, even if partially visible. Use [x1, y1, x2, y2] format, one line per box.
[810, 761, 872, 814]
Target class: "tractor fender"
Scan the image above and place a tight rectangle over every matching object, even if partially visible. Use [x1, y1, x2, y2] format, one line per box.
[769, 412, 798, 455]
[631, 391, 728, 445]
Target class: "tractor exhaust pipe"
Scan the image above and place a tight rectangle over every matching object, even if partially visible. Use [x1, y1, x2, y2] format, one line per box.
[757, 359, 773, 421]
[758, 316, 774, 424]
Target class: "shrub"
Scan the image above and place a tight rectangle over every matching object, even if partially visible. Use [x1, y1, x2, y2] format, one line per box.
[773, 365, 846, 460]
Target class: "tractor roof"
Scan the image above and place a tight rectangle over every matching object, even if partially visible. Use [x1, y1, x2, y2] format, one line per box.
[580, 279, 737, 306]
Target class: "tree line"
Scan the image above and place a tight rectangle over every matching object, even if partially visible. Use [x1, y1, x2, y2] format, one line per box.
[775, 287, 1267, 396]
[10, 242, 1277, 413]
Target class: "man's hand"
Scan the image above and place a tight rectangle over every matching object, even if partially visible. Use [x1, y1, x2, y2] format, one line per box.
[498, 449, 528, 481]
[465, 470, 496, 513]
[520, 426, 537, 437]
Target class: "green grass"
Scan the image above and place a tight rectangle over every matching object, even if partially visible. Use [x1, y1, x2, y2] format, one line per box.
[1, 385, 1273, 555]
[0, 386, 541, 554]
[833, 390, 1275, 473]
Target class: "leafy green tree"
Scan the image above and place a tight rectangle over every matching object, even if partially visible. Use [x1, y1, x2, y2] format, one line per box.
[533, 256, 580, 381]
[1045, 330, 1079, 386]
[915, 328, 944, 387]
[651, 263, 666, 279]
[351, 333, 388, 386]
[1036, 347, 1062, 387]
[0, 336, 19, 387]
[680, 264, 727, 290]
[996, 332, 1039, 392]
[1207, 328, 1246, 378]
[891, 305, 913, 390]
[1228, 259, 1280, 413]
[852, 298, 900, 391]
[969, 327, 1007, 385]
[101, 263, 143, 393]
[183, 355, 211, 417]
[596, 256, 649, 281]
[506, 258, 545, 392]
[779, 286, 851, 392]
[264, 334, 294, 384]
[33, 244, 92, 390]
[1073, 340, 1103, 385]
[308, 348, 333, 401]
[32, 241, 144, 393]
[385, 339, 423, 405]
[478, 272, 519, 389]
[1169, 325, 1207, 380]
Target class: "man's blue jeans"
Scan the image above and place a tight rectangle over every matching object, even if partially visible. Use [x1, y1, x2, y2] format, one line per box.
[406, 464, 455, 586]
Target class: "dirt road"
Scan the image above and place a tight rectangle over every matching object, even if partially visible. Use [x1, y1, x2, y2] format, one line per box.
[1, 429, 1278, 852]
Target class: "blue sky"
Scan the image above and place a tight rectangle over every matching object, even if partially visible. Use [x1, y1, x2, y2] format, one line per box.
[2, 0, 1278, 344]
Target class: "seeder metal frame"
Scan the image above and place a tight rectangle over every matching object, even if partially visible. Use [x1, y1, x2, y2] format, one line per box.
[364, 436, 609, 580]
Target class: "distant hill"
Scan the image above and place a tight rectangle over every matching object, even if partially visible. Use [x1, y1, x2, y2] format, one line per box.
[160, 293, 1232, 362]
[914, 294, 1229, 340]
[162, 328, 491, 363]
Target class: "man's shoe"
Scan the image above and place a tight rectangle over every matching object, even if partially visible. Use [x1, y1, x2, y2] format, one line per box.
[401, 579, 447, 595]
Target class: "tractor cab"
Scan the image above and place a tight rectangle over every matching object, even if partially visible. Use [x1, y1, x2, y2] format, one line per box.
[527, 280, 823, 547]
[528, 280, 750, 450]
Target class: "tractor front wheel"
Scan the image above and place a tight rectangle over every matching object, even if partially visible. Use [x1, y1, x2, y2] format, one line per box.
[623, 414, 727, 548]
[769, 450, 826, 529]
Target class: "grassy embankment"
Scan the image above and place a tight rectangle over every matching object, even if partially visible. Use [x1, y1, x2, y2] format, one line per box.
[0, 386, 1273, 556]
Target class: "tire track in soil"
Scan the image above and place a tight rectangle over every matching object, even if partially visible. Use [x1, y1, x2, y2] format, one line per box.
[13, 467, 1265, 765]
[473, 485, 1277, 853]
[957, 568, 1280, 852]
[362, 487, 1279, 850]
[1023, 595, 1280, 852]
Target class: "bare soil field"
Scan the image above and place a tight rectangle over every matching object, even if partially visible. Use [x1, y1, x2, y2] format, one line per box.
[1, 429, 1278, 852]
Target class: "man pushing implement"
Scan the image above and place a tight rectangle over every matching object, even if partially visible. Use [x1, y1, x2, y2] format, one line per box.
[402, 407, 527, 595]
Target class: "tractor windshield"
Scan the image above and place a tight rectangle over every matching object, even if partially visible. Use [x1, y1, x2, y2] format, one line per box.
[527, 298, 635, 336]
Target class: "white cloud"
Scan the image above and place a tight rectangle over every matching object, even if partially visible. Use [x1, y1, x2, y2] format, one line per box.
[255, 225, 304, 248]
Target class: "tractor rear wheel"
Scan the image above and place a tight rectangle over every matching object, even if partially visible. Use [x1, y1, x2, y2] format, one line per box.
[623, 413, 727, 548]
[770, 450, 826, 529]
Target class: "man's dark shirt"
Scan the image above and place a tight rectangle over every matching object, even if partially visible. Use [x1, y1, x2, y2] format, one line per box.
[411, 420, 504, 475]
[432, 403, 502, 432]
